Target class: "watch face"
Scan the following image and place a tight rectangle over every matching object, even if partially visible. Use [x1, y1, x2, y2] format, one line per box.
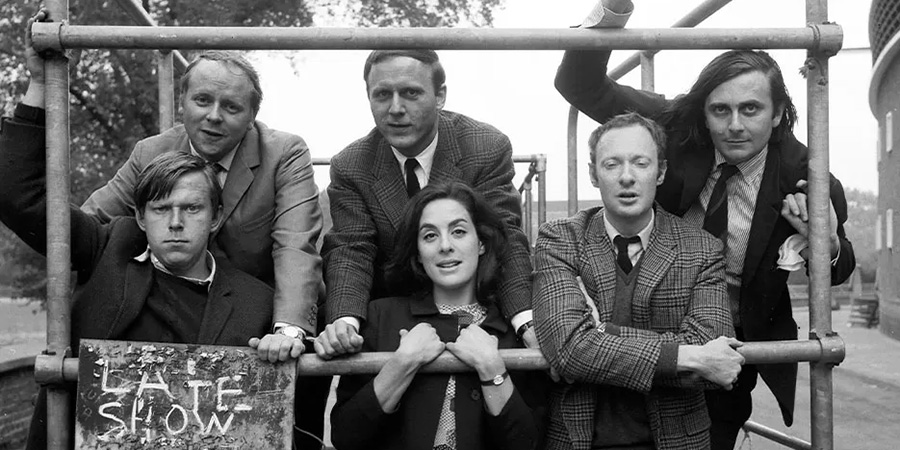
[281, 326, 301, 339]
[492, 374, 504, 386]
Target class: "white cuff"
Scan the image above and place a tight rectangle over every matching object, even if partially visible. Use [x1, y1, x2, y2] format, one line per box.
[336, 316, 360, 332]
[777, 234, 841, 271]
[777, 234, 808, 271]
[510, 310, 533, 332]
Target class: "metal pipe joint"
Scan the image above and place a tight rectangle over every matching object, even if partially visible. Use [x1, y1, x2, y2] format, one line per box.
[808, 23, 843, 56]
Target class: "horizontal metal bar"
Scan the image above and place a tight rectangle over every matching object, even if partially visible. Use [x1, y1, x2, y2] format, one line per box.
[742, 420, 812, 450]
[311, 154, 546, 166]
[300, 348, 549, 376]
[39, 338, 845, 382]
[30, 23, 842, 52]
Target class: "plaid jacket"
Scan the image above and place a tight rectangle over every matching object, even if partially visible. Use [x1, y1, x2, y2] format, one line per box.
[533, 206, 734, 450]
[323, 110, 532, 323]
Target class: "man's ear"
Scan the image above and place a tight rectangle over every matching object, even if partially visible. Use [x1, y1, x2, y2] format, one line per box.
[436, 85, 447, 111]
[657, 160, 668, 186]
[210, 205, 225, 234]
[772, 103, 785, 129]
[588, 163, 600, 188]
[136, 209, 147, 232]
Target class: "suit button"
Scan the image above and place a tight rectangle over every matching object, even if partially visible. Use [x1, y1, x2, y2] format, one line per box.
[471, 389, 481, 401]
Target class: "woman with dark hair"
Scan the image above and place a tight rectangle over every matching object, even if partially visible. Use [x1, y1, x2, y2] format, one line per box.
[327, 181, 545, 450]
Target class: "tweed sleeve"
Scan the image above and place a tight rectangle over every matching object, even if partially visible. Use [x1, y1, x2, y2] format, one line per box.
[322, 155, 381, 323]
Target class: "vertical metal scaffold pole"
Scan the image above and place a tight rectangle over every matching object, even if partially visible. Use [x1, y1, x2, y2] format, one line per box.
[44, 0, 72, 448]
[566, 107, 579, 216]
[158, 50, 176, 130]
[639, 53, 655, 91]
[806, 0, 835, 449]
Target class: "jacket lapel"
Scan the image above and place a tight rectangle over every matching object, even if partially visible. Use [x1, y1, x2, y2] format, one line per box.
[216, 124, 261, 237]
[677, 148, 715, 216]
[634, 211, 677, 328]
[742, 147, 785, 286]
[372, 139, 410, 232]
[197, 262, 235, 344]
[580, 211, 617, 322]
[428, 116, 464, 186]
[107, 261, 154, 339]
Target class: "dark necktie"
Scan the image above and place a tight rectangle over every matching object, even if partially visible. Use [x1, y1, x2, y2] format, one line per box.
[703, 164, 739, 241]
[613, 235, 641, 274]
[207, 162, 226, 188]
[405, 158, 421, 198]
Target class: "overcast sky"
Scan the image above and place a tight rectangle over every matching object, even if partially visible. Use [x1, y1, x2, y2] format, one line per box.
[252, 0, 877, 201]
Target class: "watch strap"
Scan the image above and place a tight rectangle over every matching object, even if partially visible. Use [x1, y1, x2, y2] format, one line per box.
[479, 371, 509, 386]
[515, 319, 534, 340]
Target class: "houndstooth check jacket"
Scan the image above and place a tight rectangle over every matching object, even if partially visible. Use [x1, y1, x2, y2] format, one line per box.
[533, 206, 735, 450]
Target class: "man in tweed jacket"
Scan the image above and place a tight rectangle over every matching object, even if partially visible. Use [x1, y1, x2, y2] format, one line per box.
[316, 50, 535, 357]
[533, 113, 743, 450]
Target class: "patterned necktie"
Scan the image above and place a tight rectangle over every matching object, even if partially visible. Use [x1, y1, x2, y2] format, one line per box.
[613, 235, 641, 274]
[703, 163, 739, 241]
[405, 158, 421, 198]
[207, 162, 226, 188]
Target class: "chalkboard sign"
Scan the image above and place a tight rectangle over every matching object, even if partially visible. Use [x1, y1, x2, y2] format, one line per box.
[75, 339, 296, 449]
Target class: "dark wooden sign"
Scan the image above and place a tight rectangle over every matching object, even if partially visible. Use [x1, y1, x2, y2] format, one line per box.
[75, 339, 296, 449]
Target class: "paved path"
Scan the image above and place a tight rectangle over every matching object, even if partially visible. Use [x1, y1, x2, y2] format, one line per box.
[737, 307, 900, 449]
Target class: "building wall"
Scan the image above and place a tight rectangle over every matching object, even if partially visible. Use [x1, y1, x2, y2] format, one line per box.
[874, 50, 900, 341]
[0, 358, 37, 450]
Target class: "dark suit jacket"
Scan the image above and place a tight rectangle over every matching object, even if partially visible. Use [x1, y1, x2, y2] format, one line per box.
[533, 206, 734, 450]
[80, 120, 322, 334]
[331, 294, 548, 450]
[555, 49, 856, 425]
[323, 110, 532, 323]
[0, 111, 274, 450]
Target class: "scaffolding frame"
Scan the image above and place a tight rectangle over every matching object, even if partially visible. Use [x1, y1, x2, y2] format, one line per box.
[31, 0, 842, 449]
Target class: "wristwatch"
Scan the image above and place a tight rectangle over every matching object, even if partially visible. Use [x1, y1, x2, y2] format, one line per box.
[276, 325, 306, 340]
[480, 371, 509, 387]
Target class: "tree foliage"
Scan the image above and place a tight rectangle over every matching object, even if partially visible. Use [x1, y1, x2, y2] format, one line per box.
[0, 0, 504, 302]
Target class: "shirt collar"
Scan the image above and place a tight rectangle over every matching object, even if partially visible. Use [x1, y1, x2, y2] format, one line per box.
[714, 146, 768, 184]
[602, 208, 654, 248]
[391, 130, 439, 181]
[133, 247, 217, 290]
[189, 140, 240, 174]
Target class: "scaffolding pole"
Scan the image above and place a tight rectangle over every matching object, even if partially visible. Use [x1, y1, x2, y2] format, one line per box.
[28, 4, 844, 447]
[639, 53, 655, 91]
[35, 338, 845, 383]
[43, 0, 72, 448]
[157, 51, 175, 130]
[30, 24, 842, 52]
[806, 1, 836, 449]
